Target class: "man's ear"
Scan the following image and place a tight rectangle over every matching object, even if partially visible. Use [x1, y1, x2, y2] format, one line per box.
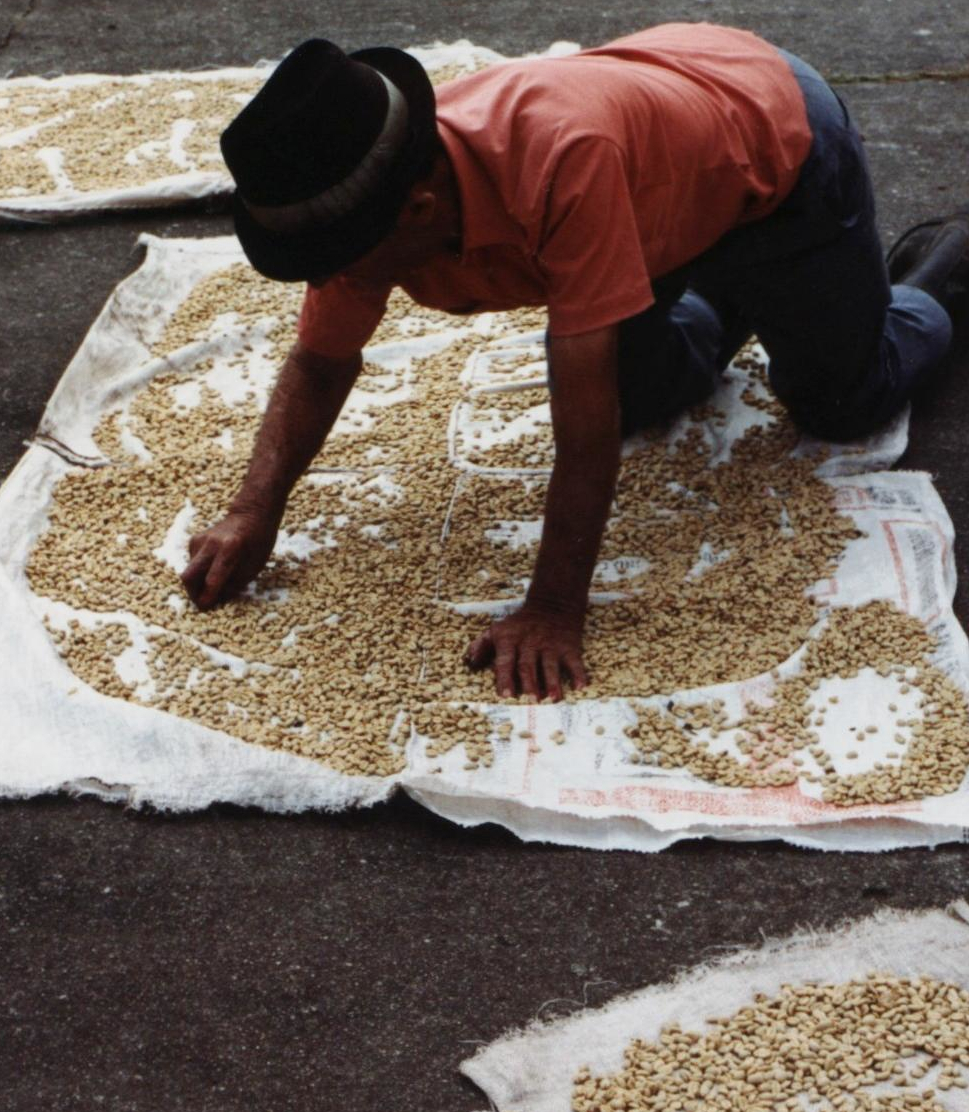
[398, 187, 437, 228]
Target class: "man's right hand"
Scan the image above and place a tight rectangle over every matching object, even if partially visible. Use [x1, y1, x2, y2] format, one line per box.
[178, 342, 363, 611]
[181, 508, 281, 610]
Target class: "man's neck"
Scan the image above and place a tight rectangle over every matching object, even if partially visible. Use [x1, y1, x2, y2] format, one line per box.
[432, 151, 464, 257]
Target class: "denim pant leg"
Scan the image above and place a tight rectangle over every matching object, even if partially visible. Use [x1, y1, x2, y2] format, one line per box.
[752, 253, 951, 442]
[615, 287, 725, 434]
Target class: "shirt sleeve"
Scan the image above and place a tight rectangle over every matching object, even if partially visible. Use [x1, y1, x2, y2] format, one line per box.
[297, 275, 393, 358]
[537, 136, 654, 336]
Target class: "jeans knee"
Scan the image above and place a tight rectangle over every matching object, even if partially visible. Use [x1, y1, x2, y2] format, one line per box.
[768, 350, 889, 442]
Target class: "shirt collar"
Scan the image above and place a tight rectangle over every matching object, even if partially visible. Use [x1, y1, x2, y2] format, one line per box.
[438, 119, 527, 260]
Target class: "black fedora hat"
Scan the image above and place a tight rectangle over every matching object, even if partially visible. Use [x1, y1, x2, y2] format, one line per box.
[221, 39, 438, 282]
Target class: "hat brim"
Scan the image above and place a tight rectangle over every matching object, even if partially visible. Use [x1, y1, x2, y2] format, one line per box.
[232, 46, 438, 284]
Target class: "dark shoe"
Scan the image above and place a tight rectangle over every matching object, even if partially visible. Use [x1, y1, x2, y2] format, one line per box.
[888, 208, 969, 310]
[886, 218, 943, 283]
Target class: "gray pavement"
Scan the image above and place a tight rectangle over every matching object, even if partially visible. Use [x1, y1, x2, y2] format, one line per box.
[2, 3, 969, 1111]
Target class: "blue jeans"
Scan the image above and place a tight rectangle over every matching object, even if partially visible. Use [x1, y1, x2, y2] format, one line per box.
[616, 50, 953, 441]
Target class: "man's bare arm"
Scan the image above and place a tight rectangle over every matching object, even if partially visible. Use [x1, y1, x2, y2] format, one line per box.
[181, 339, 362, 608]
[466, 325, 622, 699]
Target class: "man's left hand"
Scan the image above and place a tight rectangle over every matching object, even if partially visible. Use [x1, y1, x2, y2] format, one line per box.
[465, 324, 619, 703]
[465, 604, 589, 702]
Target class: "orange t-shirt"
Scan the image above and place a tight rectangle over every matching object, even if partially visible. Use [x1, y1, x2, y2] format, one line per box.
[298, 22, 812, 356]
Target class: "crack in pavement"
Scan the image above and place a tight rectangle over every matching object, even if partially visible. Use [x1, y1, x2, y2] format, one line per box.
[0, 0, 38, 55]
[829, 66, 969, 85]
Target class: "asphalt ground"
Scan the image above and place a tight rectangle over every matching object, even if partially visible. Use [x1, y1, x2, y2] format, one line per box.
[1, 3, 969, 1110]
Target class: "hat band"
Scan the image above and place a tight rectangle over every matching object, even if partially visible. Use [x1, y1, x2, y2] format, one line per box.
[244, 72, 410, 235]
